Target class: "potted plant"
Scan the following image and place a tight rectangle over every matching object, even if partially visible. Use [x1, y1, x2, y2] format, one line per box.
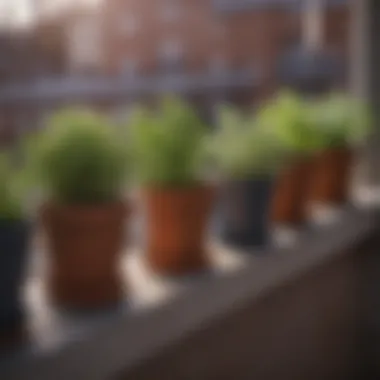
[307, 93, 371, 206]
[209, 106, 287, 248]
[257, 91, 323, 227]
[129, 97, 213, 275]
[0, 152, 30, 335]
[33, 109, 129, 309]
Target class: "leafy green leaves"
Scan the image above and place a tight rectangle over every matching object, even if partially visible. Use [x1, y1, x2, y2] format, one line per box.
[0, 152, 28, 220]
[311, 93, 372, 148]
[257, 91, 372, 154]
[208, 105, 288, 179]
[33, 108, 129, 204]
[129, 97, 208, 187]
[256, 90, 323, 156]
[3, 92, 370, 208]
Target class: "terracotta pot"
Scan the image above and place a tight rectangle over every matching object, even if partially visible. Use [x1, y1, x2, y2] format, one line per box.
[308, 148, 352, 205]
[41, 202, 128, 310]
[270, 159, 314, 226]
[144, 186, 214, 275]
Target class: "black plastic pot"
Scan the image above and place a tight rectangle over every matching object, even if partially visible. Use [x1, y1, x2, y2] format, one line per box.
[0, 220, 29, 332]
[219, 178, 274, 249]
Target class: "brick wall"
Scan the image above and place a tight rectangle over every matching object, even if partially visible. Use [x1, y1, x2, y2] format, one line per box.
[102, 0, 350, 97]
[0, 1, 350, 142]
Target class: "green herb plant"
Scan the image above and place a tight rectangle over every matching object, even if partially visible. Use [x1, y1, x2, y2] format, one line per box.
[256, 90, 324, 158]
[0, 152, 28, 220]
[129, 97, 208, 187]
[311, 92, 372, 149]
[208, 105, 288, 180]
[33, 108, 129, 204]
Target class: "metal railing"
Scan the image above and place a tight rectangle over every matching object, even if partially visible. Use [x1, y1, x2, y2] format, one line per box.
[0, 69, 259, 105]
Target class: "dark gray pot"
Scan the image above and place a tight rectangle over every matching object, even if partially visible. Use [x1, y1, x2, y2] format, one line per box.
[219, 178, 274, 249]
[0, 220, 29, 331]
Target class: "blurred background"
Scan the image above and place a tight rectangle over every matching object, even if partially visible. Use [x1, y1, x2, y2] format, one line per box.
[0, 0, 350, 141]
[2, 1, 380, 379]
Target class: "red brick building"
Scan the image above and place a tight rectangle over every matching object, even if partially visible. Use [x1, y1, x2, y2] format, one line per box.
[101, 0, 350, 98]
[0, 0, 350, 142]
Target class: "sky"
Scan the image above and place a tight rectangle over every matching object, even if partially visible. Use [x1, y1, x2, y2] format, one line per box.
[0, 0, 31, 24]
[0, 0, 99, 25]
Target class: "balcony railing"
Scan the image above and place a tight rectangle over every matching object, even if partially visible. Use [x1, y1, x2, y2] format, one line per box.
[0, 69, 258, 105]
[212, 0, 348, 13]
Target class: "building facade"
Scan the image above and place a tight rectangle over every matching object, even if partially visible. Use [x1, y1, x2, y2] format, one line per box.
[102, 0, 350, 97]
[0, 0, 350, 144]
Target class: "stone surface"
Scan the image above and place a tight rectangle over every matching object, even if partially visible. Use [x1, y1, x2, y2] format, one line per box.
[22, 239, 250, 352]
[14, 165, 380, 356]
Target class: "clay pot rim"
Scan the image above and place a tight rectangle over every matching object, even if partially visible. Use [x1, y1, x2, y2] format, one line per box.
[222, 175, 275, 184]
[286, 154, 315, 165]
[40, 200, 130, 219]
[142, 183, 215, 195]
[42, 199, 128, 210]
[322, 143, 349, 149]
[318, 146, 351, 154]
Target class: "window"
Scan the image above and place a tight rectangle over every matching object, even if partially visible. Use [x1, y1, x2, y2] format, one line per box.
[209, 54, 228, 74]
[161, 1, 181, 23]
[158, 38, 184, 72]
[213, 22, 227, 39]
[119, 13, 139, 37]
[68, 19, 101, 72]
[120, 57, 138, 78]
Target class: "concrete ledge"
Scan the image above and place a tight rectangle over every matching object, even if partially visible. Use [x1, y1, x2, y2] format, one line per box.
[0, 207, 377, 380]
